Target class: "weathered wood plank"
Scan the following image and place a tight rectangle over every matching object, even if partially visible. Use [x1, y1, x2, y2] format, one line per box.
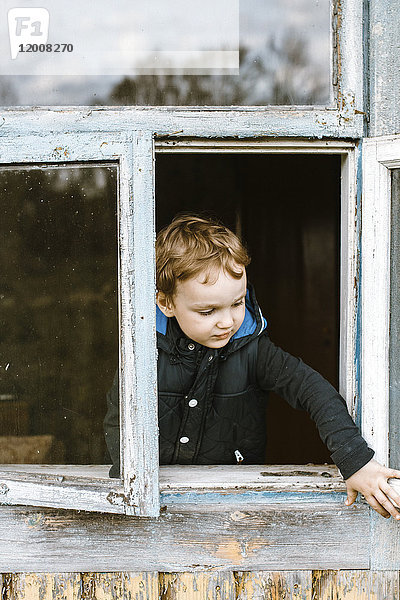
[370, 511, 400, 570]
[313, 570, 400, 599]
[235, 571, 312, 599]
[118, 131, 159, 518]
[368, 0, 400, 136]
[159, 464, 346, 493]
[83, 572, 159, 600]
[9, 573, 81, 600]
[160, 572, 236, 600]
[313, 571, 370, 599]
[369, 572, 400, 599]
[0, 474, 126, 514]
[0, 464, 346, 494]
[390, 168, 400, 471]
[362, 137, 391, 466]
[0, 107, 363, 139]
[0, 504, 369, 572]
[0, 464, 350, 515]
[2, 574, 13, 600]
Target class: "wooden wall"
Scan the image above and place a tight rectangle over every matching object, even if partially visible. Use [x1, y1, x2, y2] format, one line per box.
[1, 571, 399, 600]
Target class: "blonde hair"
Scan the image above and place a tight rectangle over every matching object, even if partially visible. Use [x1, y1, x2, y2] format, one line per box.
[156, 214, 250, 301]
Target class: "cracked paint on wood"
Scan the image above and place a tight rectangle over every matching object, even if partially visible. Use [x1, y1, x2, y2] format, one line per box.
[2, 572, 399, 600]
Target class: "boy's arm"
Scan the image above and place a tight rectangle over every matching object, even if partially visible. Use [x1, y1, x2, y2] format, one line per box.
[256, 334, 400, 518]
[103, 370, 120, 478]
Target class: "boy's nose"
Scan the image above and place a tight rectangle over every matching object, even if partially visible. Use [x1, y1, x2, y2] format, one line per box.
[217, 311, 234, 329]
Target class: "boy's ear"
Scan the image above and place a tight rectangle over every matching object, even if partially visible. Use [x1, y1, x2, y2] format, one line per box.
[156, 291, 175, 317]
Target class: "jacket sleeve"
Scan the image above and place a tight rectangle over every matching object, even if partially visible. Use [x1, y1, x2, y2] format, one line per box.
[256, 333, 374, 479]
[103, 370, 120, 478]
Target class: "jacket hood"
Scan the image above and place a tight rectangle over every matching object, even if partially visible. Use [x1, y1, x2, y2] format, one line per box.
[156, 282, 267, 354]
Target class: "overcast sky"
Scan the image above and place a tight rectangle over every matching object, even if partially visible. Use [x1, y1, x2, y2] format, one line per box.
[0, 0, 330, 105]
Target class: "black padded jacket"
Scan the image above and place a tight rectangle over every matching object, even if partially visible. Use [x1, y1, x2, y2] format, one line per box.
[103, 285, 374, 479]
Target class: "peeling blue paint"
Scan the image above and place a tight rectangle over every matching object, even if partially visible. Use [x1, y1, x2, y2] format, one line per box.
[160, 491, 348, 505]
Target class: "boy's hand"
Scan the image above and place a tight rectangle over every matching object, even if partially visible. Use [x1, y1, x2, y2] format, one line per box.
[345, 459, 400, 520]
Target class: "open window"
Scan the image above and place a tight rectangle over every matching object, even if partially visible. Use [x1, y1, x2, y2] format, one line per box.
[0, 135, 360, 515]
[0, 132, 159, 516]
[0, 0, 376, 523]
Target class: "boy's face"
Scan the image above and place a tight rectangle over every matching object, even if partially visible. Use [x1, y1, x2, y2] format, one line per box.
[157, 267, 247, 348]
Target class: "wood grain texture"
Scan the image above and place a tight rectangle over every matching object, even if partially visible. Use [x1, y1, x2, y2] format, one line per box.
[160, 572, 236, 600]
[370, 512, 400, 570]
[159, 464, 346, 495]
[8, 573, 81, 600]
[339, 145, 359, 419]
[0, 504, 369, 573]
[368, 0, 400, 136]
[313, 570, 400, 599]
[390, 168, 400, 471]
[235, 571, 312, 599]
[3, 572, 400, 600]
[0, 464, 347, 494]
[118, 131, 159, 517]
[0, 107, 363, 139]
[82, 572, 159, 600]
[361, 137, 392, 465]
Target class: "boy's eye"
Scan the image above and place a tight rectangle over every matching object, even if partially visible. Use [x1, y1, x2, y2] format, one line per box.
[198, 300, 243, 316]
[199, 309, 214, 316]
[233, 299, 244, 308]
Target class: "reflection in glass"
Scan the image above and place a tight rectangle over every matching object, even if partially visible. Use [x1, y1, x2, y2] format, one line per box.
[390, 170, 400, 468]
[0, 165, 118, 464]
[0, 0, 331, 107]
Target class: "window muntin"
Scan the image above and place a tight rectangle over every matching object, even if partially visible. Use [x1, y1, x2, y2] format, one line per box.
[2, 0, 330, 107]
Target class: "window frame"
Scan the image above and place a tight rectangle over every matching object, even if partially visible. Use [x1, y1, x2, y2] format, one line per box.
[0, 133, 362, 516]
[361, 135, 400, 467]
[361, 134, 400, 570]
[0, 131, 159, 516]
[0, 0, 369, 518]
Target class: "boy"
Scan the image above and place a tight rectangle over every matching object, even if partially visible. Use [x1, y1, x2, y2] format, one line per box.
[104, 214, 400, 519]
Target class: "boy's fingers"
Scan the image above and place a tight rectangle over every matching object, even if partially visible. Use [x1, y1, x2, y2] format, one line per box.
[345, 488, 358, 506]
[365, 495, 391, 519]
[374, 491, 400, 520]
[387, 468, 400, 479]
[382, 483, 400, 510]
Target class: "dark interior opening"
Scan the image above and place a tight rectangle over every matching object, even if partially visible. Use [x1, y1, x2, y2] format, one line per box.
[156, 152, 341, 464]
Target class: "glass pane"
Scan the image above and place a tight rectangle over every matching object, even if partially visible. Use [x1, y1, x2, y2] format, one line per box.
[0, 0, 331, 106]
[390, 169, 400, 468]
[0, 165, 118, 464]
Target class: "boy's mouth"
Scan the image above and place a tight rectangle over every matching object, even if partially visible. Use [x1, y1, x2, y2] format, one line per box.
[213, 331, 232, 340]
